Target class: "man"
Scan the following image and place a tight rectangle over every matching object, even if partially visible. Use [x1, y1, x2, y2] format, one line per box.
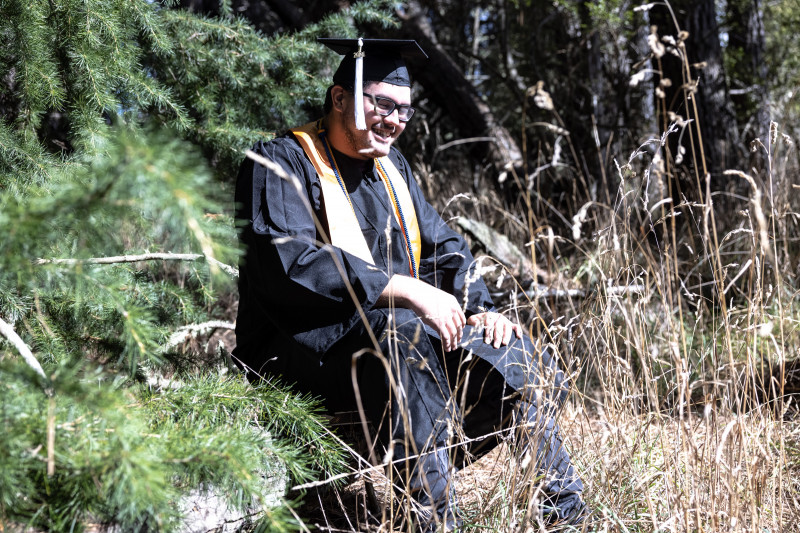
[234, 38, 587, 531]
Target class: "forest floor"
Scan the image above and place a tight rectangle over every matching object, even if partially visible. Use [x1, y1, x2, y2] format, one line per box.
[295, 401, 800, 532]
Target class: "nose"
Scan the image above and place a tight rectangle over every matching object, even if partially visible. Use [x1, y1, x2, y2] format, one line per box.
[382, 108, 401, 126]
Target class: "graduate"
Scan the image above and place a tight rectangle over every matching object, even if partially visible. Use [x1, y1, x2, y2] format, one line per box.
[234, 37, 588, 531]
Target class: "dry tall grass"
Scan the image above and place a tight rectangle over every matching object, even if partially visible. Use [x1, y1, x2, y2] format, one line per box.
[305, 124, 799, 529]
[314, 125, 799, 532]
[299, 11, 799, 533]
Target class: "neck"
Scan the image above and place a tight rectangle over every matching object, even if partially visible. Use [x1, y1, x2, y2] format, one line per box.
[324, 112, 371, 161]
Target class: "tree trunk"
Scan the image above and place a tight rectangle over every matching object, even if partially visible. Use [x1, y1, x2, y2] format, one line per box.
[727, 0, 770, 144]
[651, 0, 738, 184]
[397, 0, 523, 178]
[688, 0, 739, 175]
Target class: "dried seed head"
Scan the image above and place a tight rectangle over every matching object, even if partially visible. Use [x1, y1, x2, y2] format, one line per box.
[655, 87, 666, 99]
[634, 3, 657, 12]
[571, 203, 591, 241]
[692, 61, 708, 70]
[770, 121, 778, 146]
[678, 31, 690, 42]
[660, 78, 672, 88]
[529, 81, 554, 111]
[675, 144, 686, 165]
[750, 138, 765, 153]
[629, 70, 647, 87]
[681, 80, 698, 94]
[648, 32, 665, 58]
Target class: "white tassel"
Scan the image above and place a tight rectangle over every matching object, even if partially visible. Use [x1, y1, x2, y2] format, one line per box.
[353, 37, 367, 130]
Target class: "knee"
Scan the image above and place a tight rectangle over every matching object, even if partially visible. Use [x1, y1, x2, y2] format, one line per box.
[512, 338, 570, 407]
[536, 346, 570, 405]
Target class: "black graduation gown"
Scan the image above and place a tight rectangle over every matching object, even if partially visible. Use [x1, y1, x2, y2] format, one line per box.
[234, 133, 495, 366]
[234, 133, 583, 504]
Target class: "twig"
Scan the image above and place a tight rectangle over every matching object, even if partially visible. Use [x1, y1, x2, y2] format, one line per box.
[434, 136, 498, 153]
[47, 397, 56, 476]
[164, 320, 236, 351]
[36, 252, 239, 278]
[0, 315, 47, 380]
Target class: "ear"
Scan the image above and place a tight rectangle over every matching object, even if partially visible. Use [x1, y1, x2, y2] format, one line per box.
[331, 86, 347, 113]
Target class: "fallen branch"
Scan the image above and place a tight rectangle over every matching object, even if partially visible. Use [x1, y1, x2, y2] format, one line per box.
[525, 283, 647, 300]
[457, 217, 532, 273]
[36, 253, 239, 278]
[0, 315, 47, 380]
[164, 320, 236, 352]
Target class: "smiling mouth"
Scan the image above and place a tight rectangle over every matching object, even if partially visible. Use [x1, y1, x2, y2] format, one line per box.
[371, 126, 394, 142]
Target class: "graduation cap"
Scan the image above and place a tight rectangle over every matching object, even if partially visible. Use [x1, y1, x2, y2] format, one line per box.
[318, 38, 428, 130]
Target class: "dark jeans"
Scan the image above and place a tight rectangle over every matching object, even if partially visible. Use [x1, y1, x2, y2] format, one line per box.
[248, 307, 584, 518]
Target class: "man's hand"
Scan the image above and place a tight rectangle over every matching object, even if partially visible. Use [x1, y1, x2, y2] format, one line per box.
[378, 275, 466, 352]
[467, 312, 523, 349]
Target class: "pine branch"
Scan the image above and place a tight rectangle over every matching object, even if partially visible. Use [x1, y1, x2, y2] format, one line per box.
[0, 315, 47, 380]
[35, 252, 239, 278]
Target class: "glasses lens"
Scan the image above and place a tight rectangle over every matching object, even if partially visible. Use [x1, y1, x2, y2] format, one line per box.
[398, 107, 414, 121]
[365, 93, 415, 121]
[373, 97, 394, 114]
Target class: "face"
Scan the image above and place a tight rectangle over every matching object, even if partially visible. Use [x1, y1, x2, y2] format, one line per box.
[333, 81, 411, 159]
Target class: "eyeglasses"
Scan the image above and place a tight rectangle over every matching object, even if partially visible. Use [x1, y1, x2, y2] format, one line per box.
[362, 92, 415, 122]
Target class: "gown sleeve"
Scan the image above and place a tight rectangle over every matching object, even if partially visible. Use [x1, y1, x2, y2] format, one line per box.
[387, 148, 495, 316]
[235, 137, 392, 354]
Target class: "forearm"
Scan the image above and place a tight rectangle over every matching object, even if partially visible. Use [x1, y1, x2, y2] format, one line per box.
[376, 274, 465, 352]
[376, 274, 419, 310]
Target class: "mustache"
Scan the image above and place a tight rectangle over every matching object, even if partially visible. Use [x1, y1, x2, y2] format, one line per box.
[372, 124, 396, 135]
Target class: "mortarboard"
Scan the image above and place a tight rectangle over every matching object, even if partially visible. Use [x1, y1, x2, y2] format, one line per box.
[318, 38, 428, 129]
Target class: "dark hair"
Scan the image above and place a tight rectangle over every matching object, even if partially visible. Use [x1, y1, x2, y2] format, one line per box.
[323, 86, 334, 114]
[323, 84, 357, 115]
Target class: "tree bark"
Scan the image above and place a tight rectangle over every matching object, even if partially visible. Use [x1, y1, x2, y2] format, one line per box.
[651, 0, 738, 182]
[727, 0, 770, 143]
[688, 0, 739, 174]
[397, 0, 523, 178]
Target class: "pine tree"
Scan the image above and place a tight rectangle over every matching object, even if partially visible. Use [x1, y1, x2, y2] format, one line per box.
[0, 0, 395, 529]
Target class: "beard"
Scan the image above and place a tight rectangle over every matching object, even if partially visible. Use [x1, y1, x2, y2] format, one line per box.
[339, 106, 393, 159]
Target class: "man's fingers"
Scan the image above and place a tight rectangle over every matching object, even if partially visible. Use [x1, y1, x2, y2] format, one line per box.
[493, 319, 507, 348]
[440, 314, 462, 352]
[447, 320, 458, 351]
[461, 312, 523, 348]
[501, 320, 513, 347]
[483, 314, 497, 344]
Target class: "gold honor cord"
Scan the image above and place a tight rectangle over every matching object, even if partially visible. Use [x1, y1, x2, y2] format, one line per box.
[291, 121, 421, 278]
